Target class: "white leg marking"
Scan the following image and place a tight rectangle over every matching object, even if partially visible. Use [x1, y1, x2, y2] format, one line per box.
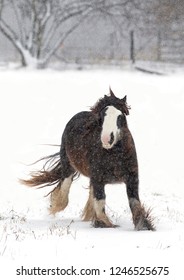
[50, 175, 73, 214]
[82, 186, 95, 221]
[94, 199, 105, 217]
[93, 199, 114, 227]
[129, 198, 140, 208]
[61, 175, 73, 197]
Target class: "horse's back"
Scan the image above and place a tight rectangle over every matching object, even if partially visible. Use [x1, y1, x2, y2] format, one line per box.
[63, 111, 95, 136]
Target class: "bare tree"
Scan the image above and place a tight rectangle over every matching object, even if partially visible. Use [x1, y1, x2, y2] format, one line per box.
[0, 0, 144, 68]
[0, 0, 94, 67]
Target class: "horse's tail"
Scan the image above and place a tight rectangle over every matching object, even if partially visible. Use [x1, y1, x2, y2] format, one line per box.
[20, 152, 63, 188]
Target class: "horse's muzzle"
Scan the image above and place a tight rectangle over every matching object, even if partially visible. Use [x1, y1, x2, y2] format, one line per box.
[101, 132, 115, 149]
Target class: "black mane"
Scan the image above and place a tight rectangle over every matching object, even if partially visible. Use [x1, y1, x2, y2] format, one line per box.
[90, 92, 130, 116]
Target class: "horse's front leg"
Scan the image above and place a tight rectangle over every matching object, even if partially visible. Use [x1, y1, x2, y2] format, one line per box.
[126, 173, 154, 230]
[91, 179, 116, 228]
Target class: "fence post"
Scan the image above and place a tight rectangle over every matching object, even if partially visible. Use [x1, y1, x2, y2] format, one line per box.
[130, 30, 135, 64]
[157, 30, 161, 61]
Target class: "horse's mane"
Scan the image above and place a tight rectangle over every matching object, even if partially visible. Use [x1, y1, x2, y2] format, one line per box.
[90, 88, 130, 115]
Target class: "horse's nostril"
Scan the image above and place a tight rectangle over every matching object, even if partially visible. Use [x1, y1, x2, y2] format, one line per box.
[109, 132, 114, 145]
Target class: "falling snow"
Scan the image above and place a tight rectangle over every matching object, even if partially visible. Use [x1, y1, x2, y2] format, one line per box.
[0, 69, 184, 279]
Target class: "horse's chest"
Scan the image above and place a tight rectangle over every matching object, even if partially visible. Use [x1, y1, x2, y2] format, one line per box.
[90, 149, 125, 182]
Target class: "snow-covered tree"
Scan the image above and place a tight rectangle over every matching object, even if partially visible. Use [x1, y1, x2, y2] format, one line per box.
[0, 0, 94, 68]
[0, 0, 144, 68]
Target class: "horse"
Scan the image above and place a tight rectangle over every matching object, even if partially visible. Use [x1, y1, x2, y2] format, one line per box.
[21, 88, 154, 230]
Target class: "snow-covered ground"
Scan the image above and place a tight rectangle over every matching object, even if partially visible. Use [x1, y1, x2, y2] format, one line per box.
[0, 69, 184, 279]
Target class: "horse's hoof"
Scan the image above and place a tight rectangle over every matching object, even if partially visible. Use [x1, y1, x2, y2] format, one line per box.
[93, 220, 118, 228]
[135, 218, 155, 231]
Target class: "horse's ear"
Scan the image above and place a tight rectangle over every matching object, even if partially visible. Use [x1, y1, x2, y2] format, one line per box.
[121, 95, 127, 102]
[109, 87, 115, 97]
[122, 95, 130, 115]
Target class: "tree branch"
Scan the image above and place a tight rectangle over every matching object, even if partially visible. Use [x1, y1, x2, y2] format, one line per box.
[11, 0, 25, 44]
[0, 19, 26, 65]
[42, 12, 90, 66]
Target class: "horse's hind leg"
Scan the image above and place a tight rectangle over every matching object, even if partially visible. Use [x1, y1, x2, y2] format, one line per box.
[49, 145, 75, 215]
[49, 174, 73, 215]
[126, 173, 155, 230]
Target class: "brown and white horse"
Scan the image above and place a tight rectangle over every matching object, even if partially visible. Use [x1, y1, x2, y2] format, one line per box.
[21, 89, 154, 230]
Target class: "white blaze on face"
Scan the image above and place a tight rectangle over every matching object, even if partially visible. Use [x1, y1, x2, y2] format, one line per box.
[101, 106, 122, 149]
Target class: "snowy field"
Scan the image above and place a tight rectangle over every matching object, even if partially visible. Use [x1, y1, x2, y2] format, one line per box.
[0, 68, 184, 279]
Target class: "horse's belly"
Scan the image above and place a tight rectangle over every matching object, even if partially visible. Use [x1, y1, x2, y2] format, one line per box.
[66, 147, 90, 177]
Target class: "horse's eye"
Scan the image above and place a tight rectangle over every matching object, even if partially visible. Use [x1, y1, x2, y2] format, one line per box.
[117, 115, 124, 128]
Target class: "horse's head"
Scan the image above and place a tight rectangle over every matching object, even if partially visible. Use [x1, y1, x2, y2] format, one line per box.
[91, 88, 130, 149]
